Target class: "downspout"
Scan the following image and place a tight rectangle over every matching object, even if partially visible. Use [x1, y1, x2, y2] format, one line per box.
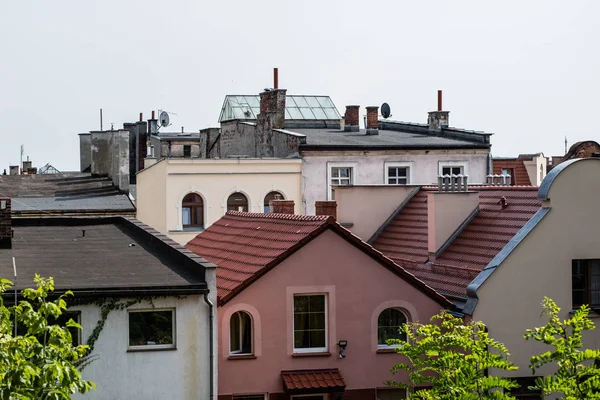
[203, 292, 215, 400]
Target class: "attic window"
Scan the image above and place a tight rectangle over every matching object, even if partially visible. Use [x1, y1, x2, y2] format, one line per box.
[183, 145, 191, 157]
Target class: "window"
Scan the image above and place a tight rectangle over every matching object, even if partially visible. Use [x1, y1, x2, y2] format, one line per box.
[501, 168, 515, 185]
[439, 162, 467, 187]
[230, 311, 252, 355]
[227, 193, 249, 212]
[183, 145, 191, 157]
[291, 396, 326, 400]
[386, 162, 412, 185]
[263, 191, 283, 213]
[377, 308, 407, 348]
[572, 260, 600, 307]
[233, 396, 265, 400]
[182, 193, 204, 229]
[442, 166, 463, 176]
[377, 388, 408, 400]
[293, 295, 326, 352]
[329, 166, 354, 200]
[509, 377, 542, 399]
[128, 309, 175, 350]
[55, 311, 82, 347]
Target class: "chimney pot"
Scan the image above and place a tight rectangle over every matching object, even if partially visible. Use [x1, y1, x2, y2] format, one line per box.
[270, 199, 295, 214]
[365, 106, 379, 135]
[274, 67, 278, 90]
[0, 198, 12, 249]
[428, 90, 450, 131]
[344, 106, 360, 132]
[438, 90, 443, 112]
[315, 201, 337, 219]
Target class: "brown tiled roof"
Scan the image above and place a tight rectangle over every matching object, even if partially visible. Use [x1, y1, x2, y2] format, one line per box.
[372, 187, 542, 298]
[186, 211, 452, 307]
[493, 159, 532, 185]
[281, 369, 345, 393]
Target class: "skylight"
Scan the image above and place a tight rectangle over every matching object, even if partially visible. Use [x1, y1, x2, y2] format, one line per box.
[219, 95, 341, 122]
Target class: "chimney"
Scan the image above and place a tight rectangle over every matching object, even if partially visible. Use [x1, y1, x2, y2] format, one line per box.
[365, 106, 379, 135]
[0, 198, 11, 249]
[428, 90, 450, 131]
[344, 106, 360, 132]
[270, 199, 295, 214]
[148, 111, 158, 136]
[427, 189, 479, 258]
[315, 201, 337, 219]
[9, 166, 19, 176]
[274, 67, 278, 90]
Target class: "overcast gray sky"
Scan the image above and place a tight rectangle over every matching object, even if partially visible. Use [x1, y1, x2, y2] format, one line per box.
[1, 0, 598, 171]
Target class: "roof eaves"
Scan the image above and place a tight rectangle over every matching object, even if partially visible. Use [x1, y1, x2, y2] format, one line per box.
[299, 143, 490, 151]
[464, 207, 549, 313]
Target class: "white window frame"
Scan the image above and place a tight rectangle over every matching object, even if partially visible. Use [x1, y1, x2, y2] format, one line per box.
[229, 311, 253, 356]
[377, 308, 409, 350]
[232, 394, 267, 400]
[127, 308, 176, 351]
[292, 294, 328, 354]
[438, 161, 468, 177]
[326, 162, 356, 200]
[384, 162, 414, 185]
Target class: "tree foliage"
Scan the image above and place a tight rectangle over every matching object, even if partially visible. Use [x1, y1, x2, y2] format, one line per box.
[387, 310, 518, 399]
[0, 275, 95, 399]
[524, 296, 600, 399]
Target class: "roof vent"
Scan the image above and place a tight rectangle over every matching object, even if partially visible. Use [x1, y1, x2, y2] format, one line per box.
[486, 174, 512, 186]
[437, 174, 469, 192]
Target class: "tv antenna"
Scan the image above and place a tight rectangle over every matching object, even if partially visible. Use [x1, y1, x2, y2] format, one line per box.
[381, 103, 392, 119]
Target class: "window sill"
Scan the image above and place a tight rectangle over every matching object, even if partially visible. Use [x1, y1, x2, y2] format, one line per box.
[570, 309, 600, 318]
[292, 352, 331, 358]
[376, 348, 398, 354]
[228, 354, 257, 360]
[127, 346, 177, 353]
[340, 222, 354, 228]
[169, 228, 205, 233]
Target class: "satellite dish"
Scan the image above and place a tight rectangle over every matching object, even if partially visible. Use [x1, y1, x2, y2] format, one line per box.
[159, 111, 170, 127]
[381, 103, 391, 119]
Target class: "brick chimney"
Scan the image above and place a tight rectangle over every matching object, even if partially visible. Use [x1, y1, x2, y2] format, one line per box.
[428, 90, 450, 131]
[0, 198, 12, 249]
[270, 199, 295, 214]
[315, 201, 337, 219]
[344, 106, 360, 132]
[366, 106, 379, 135]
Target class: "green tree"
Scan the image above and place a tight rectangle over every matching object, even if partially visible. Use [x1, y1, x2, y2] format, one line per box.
[387, 310, 519, 399]
[524, 297, 600, 399]
[0, 275, 95, 399]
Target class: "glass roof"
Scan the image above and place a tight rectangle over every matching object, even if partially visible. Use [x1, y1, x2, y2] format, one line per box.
[219, 95, 341, 122]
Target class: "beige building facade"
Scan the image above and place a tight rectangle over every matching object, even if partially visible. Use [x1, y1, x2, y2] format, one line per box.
[136, 158, 302, 245]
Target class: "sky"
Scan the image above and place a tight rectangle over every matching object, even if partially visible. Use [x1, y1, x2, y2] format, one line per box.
[1, 1, 598, 172]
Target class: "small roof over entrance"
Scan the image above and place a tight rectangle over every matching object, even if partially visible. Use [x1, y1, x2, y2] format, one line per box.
[281, 369, 346, 394]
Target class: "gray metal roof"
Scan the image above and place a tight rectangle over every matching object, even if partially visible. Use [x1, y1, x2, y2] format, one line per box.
[152, 132, 201, 140]
[0, 217, 213, 293]
[11, 195, 135, 213]
[219, 95, 342, 122]
[293, 128, 490, 150]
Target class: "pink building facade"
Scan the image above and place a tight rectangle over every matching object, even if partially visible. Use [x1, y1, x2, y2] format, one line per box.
[187, 211, 450, 400]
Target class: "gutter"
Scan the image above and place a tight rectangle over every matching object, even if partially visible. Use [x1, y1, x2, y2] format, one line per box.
[203, 292, 215, 400]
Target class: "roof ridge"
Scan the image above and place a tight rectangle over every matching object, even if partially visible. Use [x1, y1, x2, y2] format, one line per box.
[225, 211, 330, 222]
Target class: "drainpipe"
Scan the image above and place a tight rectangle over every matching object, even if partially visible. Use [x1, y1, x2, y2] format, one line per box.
[203, 292, 215, 400]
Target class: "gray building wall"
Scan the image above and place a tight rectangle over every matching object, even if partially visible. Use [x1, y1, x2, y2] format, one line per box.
[90, 131, 112, 176]
[79, 133, 92, 172]
[219, 121, 257, 157]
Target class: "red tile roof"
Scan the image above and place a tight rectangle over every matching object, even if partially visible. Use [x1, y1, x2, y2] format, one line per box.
[372, 186, 542, 298]
[493, 159, 532, 185]
[186, 211, 452, 307]
[281, 369, 345, 393]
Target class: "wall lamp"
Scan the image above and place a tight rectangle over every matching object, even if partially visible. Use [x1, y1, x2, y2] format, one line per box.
[337, 340, 348, 359]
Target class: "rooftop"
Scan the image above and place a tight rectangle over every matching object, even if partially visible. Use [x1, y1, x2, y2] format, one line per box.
[371, 186, 541, 298]
[0, 217, 213, 295]
[219, 95, 342, 122]
[0, 173, 135, 215]
[186, 211, 451, 306]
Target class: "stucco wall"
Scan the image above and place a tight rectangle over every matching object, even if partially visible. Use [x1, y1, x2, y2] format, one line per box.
[217, 229, 446, 396]
[301, 149, 490, 214]
[137, 158, 303, 245]
[72, 295, 212, 400]
[335, 185, 417, 241]
[523, 155, 547, 186]
[473, 158, 600, 377]
[136, 160, 168, 234]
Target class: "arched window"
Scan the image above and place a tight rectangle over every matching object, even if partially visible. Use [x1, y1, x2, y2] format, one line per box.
[377, 308, 407, 348]
[263, 191, 284, 213]
[230, 311, 252, 355]
[182, 193, 204, 229]
[227, 193, 248, 212]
